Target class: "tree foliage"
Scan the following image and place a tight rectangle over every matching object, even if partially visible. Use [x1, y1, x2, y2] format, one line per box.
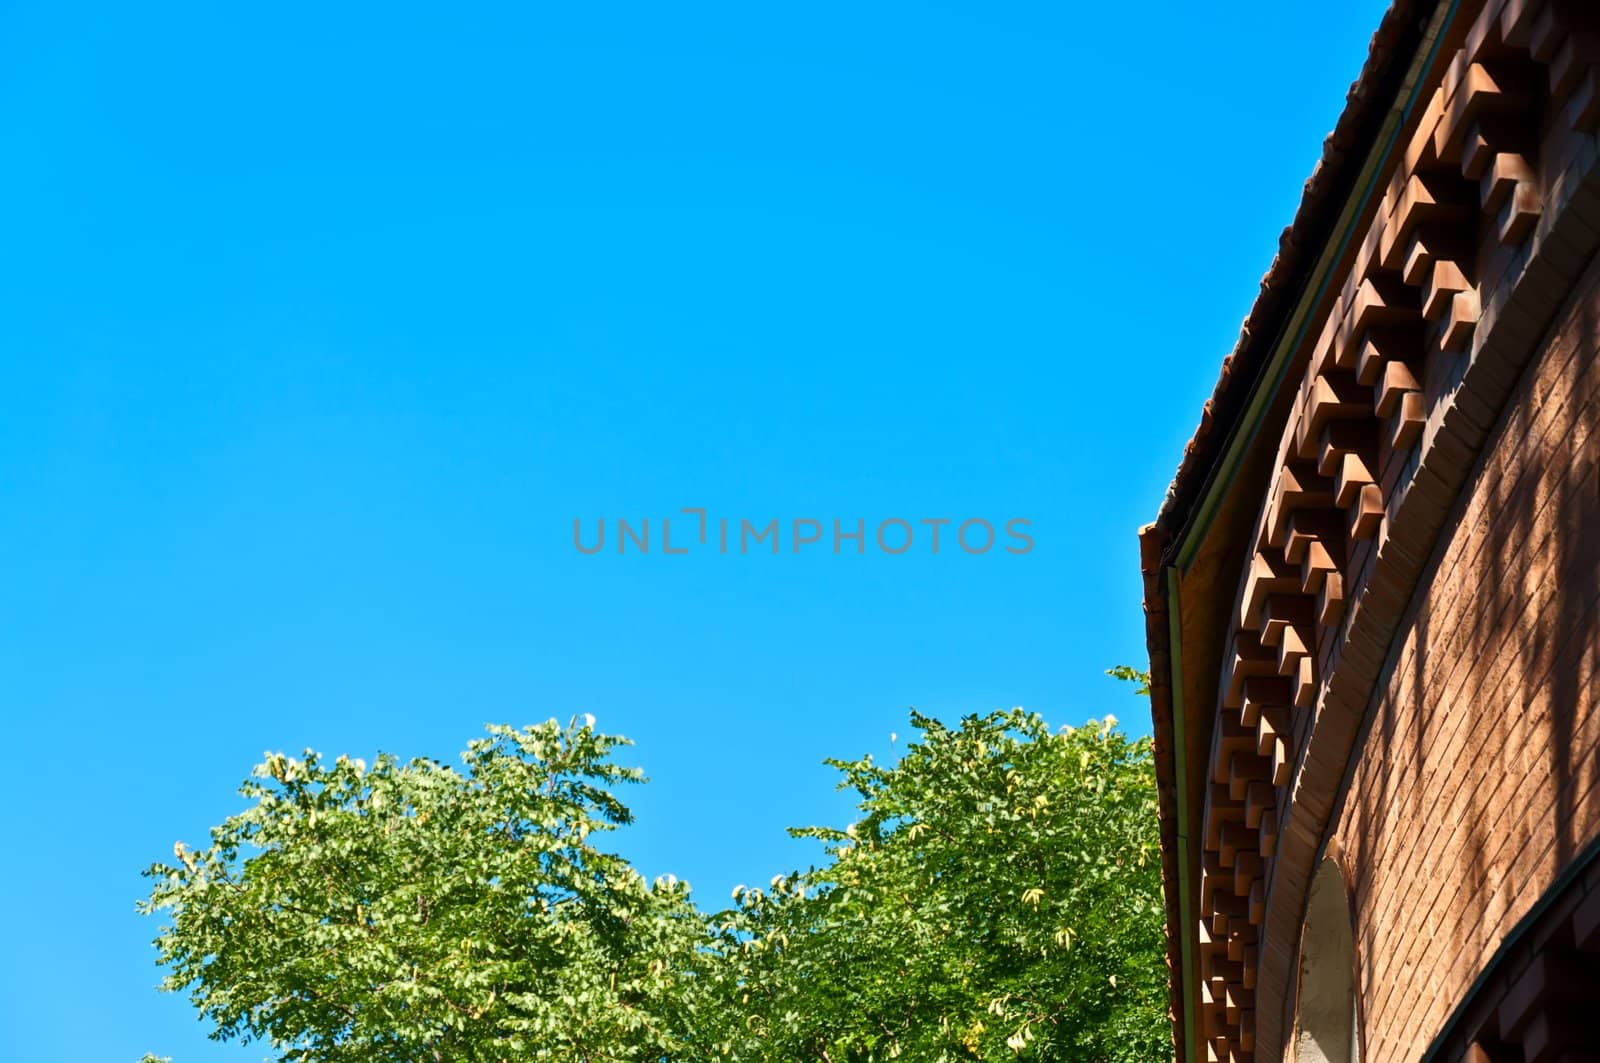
[141, 676, 1167, 1061]
[705, 709, 1167, 1061]
[140, 721, 711, 1062]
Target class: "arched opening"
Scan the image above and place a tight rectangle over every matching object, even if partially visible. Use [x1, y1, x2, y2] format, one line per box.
[1292, 857, 1359, 1063]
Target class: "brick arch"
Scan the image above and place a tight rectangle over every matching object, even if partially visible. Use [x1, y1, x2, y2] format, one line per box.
[1417, 836, 1600, 1060]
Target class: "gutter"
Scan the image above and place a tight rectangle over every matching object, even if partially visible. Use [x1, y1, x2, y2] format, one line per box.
[1165, 566, 1198, 1063]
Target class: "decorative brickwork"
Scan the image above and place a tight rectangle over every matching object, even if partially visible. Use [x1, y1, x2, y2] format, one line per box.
[1144, 1, 1600, 1059]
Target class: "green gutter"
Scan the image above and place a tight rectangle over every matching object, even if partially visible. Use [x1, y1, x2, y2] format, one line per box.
[1162, 4, 1457, 1058]
[1165, 566, 1198, 1063]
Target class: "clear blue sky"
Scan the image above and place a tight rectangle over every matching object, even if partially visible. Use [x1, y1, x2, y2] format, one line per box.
[0, 2, 1386, 1057]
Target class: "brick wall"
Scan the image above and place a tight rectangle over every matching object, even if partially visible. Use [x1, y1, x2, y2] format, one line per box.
[1329, 252, 1600, 1061]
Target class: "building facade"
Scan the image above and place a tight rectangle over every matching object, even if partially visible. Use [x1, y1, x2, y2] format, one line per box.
[1141, 2, 1600, 1060]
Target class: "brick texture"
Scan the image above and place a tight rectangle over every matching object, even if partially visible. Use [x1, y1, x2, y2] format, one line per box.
[1329, 253, 1600, 1061]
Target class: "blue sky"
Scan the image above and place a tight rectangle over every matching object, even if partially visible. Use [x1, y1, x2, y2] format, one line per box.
[0, 2, 1387, 1057]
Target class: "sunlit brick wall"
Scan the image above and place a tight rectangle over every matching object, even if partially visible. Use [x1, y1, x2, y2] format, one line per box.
[1329, 253, 1600, 1060]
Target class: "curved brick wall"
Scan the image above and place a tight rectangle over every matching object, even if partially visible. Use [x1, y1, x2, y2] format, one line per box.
[1328, 253, 1600, 1060]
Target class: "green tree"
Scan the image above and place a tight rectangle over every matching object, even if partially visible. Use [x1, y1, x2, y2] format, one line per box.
[141, 674, 1166, 1061]
[704, 703, 1167, 1061]
[139, 719, 714, 1062]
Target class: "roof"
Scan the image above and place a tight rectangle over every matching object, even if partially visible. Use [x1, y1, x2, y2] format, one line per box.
[1151, 0, 1434, 548]
[1140, 2, 1440, 1056]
